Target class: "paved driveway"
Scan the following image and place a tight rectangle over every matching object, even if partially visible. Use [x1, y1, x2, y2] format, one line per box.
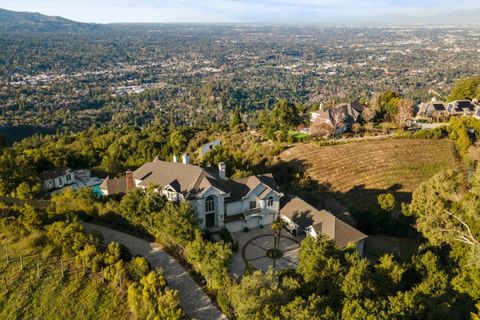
[82, 223, 226, 320]
[230, 226, 302, 276]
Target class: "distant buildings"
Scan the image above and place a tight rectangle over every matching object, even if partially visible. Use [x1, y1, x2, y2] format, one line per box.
[198, 140, 222, 158]
[310, 102, 364, 136]
[40, 167, 102, 193]
[416, 99, 479, 121]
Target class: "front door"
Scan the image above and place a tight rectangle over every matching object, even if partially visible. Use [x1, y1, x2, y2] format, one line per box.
[206, 212, 215, 228]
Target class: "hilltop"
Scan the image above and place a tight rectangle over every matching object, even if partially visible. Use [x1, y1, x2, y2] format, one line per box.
[0, 8, 101, 32]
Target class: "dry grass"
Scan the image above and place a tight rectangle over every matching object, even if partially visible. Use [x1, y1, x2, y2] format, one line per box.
[279, 138, 458, 210]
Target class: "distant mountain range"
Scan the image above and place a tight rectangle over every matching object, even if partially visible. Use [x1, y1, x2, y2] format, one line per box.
[0, 7, 479, 32]
[0, 8, 101, 32]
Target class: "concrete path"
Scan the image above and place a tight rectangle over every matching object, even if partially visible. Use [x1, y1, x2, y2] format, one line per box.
[82, 222, 226, 320]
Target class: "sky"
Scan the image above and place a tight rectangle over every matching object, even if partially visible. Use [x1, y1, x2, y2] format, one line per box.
[0, 0, 478, 23]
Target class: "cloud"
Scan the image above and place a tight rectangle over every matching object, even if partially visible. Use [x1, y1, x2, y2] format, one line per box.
[0, 0, 477, 23]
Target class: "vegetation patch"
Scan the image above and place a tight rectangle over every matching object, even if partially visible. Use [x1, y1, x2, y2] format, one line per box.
[279, 138, 458, 211]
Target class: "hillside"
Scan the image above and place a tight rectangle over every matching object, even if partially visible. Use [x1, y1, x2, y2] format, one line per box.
[0, 8, 101, 32]
[279, 138, 458, 211]
[0, 230, 130, 319]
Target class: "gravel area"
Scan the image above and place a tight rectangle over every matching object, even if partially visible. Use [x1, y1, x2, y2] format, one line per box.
[82, 222, 226, 320]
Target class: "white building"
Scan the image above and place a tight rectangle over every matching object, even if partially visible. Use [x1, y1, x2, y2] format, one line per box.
[198, 140, 222, 158]
[100, 156, 368, 253]
[40, 167, 75, 191]
[101, 155, 283, 232]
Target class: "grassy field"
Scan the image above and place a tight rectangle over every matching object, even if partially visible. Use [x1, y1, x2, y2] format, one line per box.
[0, 233, 130, 320]
[279, 138, 458, 211]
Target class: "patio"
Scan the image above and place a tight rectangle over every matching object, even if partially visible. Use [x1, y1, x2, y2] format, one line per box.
[229, 225, 303, 277]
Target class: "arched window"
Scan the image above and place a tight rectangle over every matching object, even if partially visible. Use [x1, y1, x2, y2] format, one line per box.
[205, 196, 215, 213]
[267, 197, 274, 207]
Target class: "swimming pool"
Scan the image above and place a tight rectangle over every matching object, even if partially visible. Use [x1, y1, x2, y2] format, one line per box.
[91, 185, 103, 198]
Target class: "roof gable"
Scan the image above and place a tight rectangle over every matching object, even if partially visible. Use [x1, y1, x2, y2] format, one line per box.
[280, 196, 367, 247]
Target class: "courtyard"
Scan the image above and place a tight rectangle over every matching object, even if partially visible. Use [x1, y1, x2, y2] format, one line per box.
[229, 225, 303, 277]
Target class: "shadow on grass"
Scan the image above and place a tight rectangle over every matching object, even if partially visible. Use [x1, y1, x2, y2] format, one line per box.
[264, 159, 419, 238]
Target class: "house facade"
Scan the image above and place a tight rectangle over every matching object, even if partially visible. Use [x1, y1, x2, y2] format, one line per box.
[100, 155, 367, 252]
[101, 155, 283, 232]
[40, 167, 76, 191]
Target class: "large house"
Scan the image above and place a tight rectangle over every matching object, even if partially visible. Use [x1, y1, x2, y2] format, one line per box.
[280, 196, 367, 255]
[101, 155, 283, 232]
[310, 102, 364, 135]
[100, 154, 368, 253]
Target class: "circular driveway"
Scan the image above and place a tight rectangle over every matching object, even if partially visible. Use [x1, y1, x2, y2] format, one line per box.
[241, 234, 300, 272]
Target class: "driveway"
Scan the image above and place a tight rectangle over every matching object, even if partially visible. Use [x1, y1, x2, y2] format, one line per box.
[82, 223, 226, 320]
[230, 225, 302, 276]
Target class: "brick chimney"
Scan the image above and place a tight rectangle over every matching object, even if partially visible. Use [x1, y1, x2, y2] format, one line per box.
[218, 162, 227, 180]
[126, 170, 134, 191]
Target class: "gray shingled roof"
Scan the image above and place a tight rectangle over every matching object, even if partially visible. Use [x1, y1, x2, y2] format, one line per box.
[40, 166, 70, 180]
[280, 196, 367, 247]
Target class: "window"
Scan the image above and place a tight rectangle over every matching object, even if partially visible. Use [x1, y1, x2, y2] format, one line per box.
[206, 196, 215, 213]
[66, 174, 71, 181]
[58, 177, 62, 185]
[250, 201, 257, 210]
[267, 197, 274, 207]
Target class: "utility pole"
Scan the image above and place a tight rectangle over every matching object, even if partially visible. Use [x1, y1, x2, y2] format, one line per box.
[36, 262, 40, 280]
[60, 259, 64, 280]
[20, 255, 23, 271]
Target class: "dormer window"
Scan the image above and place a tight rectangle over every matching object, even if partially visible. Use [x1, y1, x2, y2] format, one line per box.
[267, 197, 274, 207]
[250, 201, 257, 210]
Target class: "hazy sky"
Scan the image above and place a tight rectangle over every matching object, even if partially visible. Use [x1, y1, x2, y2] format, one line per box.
[0, 0, 478, 23]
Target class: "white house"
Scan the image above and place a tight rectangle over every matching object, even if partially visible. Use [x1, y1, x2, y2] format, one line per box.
[198, 140, 222, 158]
[100, 156, 368, 250]
[101, 155, 283, 232]
[280, 196, 367, 255]
[40, 167, 76, 191]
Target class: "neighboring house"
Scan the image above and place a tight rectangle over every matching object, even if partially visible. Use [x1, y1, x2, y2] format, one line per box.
[310, 102, 364, 135]
[41, 167, 103, 193]
[100, 170, 135, 196]
[198, 140, 222, 158]
[280, 196, 367, 255]
[100, 154, 284, 232]
[40, 167, 75, 191]
[446, 100, 475, 116]
[416, 101, 448, 121]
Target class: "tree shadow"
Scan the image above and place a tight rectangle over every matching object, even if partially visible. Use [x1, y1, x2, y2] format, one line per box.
[264, 159, 418, 237]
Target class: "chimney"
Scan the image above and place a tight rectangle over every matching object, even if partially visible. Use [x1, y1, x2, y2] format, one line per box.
[218, 162, 227, 180]
[126, 170, 134, 191]
[172, 154, 178, 163]
[182, 153, 190, 165]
